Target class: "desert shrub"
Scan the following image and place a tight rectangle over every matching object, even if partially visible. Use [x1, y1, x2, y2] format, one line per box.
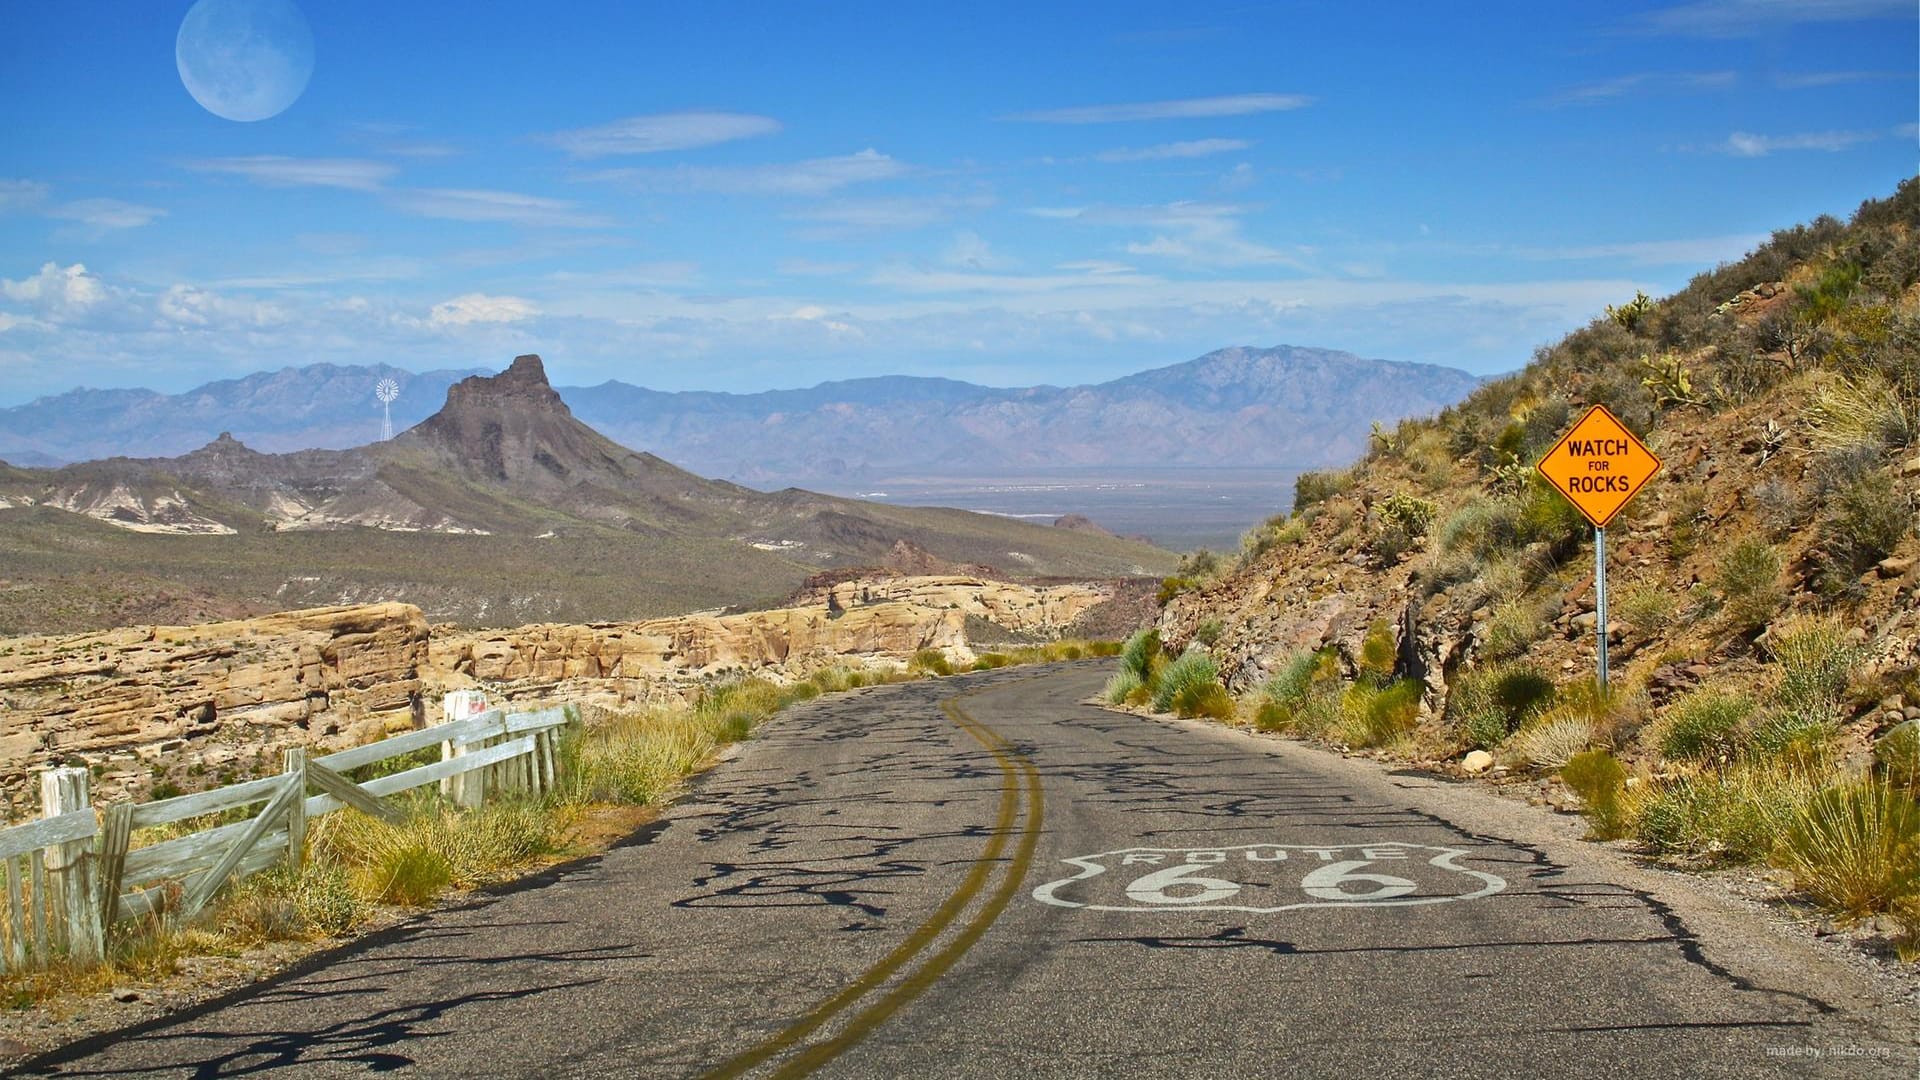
[1804, 371, 1915, 454]
[1562, 750, 1629, 839]
[1438, 496, 1522, 559]
[1152, 648, 1220, 713]
[910, 649, 954, 677]
[1358, 620, 1397, 681]
[1505, 712, 1596, 770]
[1481, 595, 1552, 661]
[1445, 662, 1556, 749]
[1103, 668, 1144, 705]
[1655, 688, 1756, 762]
[1256, 649, 1341, 732]
[565, 707, 718, 805]
[1373, 492, 1438, 564]
[1614, 583, 1678, 634]
[1769, 617, 1860, 718]
[1814, 472, 1914, 596]
[288, 862, 366, 935]
[1749, 710, 1839, 768]
[1085, 640, 1124, 658]
[1195, 619, 1224, 648]
[1633, 766, 1817, 862]
[1875, 722, 1920, 793]
[1750, 478, 1802, 535]
[1120, 629, 1161, 680]
[1712, 535, 1784, 631]
[1172, 680, 1236, 721]
[1337, 678, 1423, 748]
[1293, 469, 1350, 514]
[1515, 476, 1588, 551]
[1774, 782, 1920, 917]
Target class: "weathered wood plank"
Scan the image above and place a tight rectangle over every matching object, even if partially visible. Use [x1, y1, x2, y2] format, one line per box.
[505, 707, 570, 735]
[128, 774, 285, 831]
[117, 832, 287, 923]
[303, 760, 403, 824]
[95, 804, 133, 932]
[0, 809, 98, 862]
[182, 774, 304, 916]
[29, 856, 47, 960]
[5, 857, 25, 970]
[42, 769, 100, 963]
[314, 710, 508, 774]
[283, 749, 307, 871]
[303, 735, 537, 819]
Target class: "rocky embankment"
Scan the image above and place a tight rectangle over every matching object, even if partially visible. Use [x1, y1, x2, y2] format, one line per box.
[0, 576, 1116, 811]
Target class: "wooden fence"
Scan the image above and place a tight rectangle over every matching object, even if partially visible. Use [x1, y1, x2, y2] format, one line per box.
[0, 703, 575, 972]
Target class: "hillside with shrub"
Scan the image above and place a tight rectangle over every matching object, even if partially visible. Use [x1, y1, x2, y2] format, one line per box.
[1147, 179, 1920, 950]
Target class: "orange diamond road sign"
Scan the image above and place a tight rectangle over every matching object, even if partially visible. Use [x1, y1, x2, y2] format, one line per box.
[1535, 403, 1662, 529]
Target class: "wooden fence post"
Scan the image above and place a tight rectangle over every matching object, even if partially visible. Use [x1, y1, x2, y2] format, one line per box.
[96, 803, 132, 934]
[40, 768, 102, 965]
[284, 749, 307, 872]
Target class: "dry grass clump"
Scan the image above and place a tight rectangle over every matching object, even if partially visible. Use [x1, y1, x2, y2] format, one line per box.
[1654, 687, 1757, 763]
[1711, 535, 1785, 631]
[1774, 782, 1920, 917]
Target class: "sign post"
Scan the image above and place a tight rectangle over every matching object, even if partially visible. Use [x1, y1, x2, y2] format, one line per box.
[1535, 404, 1661, 688]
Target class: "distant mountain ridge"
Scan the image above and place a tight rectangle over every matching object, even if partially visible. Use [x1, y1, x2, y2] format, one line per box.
[0, 347, 1482, 483]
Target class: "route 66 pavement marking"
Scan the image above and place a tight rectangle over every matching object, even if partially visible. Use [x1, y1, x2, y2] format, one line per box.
[1033, 841, 1506, 913]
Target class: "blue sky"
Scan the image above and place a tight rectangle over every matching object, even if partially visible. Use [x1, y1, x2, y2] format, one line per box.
[0, 0, 1915, 405]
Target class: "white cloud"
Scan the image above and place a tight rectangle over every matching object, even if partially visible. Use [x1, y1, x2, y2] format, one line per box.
[942, 231, 1012, 270]
[1054, 260, 1137, 275]
[1044, 202, 1308, 269]
[428, 293, 540, 326]
[1545, 71, 1736, 106]
[582, 149, 908, 197]
[1719, 128, 1882, 155]
[1008, 93, 1311, 123]
[0, 180, 50, 213]
[546, 111, 782, 157]
[1, 262, 108, 319]
[46, 198, 166, 231]
[1643, 0, 1912, 36]
[1771, 69, 1912, 88]
[1515, 234, 1767, 265]
[389, 188, 611, 228]
[1095, 138, 1252, 162]
[157, 285, 287, 328]
[790, 193, 990, 231]
[186, 156, 398, 191]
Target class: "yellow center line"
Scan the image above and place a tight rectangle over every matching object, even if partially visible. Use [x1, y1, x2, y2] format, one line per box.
[701, 684, 1044, 1080]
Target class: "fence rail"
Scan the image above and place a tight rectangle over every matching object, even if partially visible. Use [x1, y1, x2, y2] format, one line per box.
[0, 700, 575, 973]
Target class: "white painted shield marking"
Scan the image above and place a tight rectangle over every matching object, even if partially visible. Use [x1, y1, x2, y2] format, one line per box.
[1032, 842, 1505, 912]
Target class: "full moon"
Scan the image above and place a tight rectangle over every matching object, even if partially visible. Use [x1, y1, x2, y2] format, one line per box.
[176, 0, 314, 122]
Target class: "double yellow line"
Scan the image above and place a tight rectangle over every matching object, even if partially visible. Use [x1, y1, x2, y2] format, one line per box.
[702, 690, 1044, 1079]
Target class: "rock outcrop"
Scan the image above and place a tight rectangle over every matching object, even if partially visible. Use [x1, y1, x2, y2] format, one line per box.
[0, 604, 428, 813]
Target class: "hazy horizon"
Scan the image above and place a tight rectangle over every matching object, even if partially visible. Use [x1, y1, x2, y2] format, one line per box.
[2, 1, 1914, 406]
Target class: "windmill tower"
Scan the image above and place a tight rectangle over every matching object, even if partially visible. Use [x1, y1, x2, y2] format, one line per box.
[376, 378, 400, 441]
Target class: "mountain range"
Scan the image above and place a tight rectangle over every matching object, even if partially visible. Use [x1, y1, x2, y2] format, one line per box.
[0, 347, 1482, 484]
[0, 356, 1174, 634]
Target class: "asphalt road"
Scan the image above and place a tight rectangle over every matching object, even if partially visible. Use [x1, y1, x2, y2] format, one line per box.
[17, 664, 1916, 1078]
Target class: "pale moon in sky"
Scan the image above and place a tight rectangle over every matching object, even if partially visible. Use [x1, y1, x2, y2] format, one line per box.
[175, 0, 315, 122]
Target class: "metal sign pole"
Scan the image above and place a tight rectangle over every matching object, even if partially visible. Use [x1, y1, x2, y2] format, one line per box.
[1594, 526, 1608, 689]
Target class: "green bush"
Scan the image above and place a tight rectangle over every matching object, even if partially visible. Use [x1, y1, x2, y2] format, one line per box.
[1749, 710, 1838, 768]
[1438, 496, 1522, 559]
[1195, 619, 1224, 648]
[1337, 678, 1423, 748]
[1775, 782, 1920, 917]
[1614, 583, 1678, 635]
[1293, 469, 1350, 514]
[1445, 662, 1557, 749]
[1358, 620, 1397, 681]
[1120, 629, 1161, 681]
[1103, 668, 1144, 705]
[1562, 750, 1629, 839]
[1373, 492, 1439, 563]
[1815, 472, 1913, 596]
[1152, 648, 1221, 713]
[1769, 617, 1860, 718]
[1875, 723, 1920, 793]
[910, 649, 954, 677]
[1482, 596, 1551, 661]
[1656, 688, 1757, 762]
[1633, 766, 1817, 862]
[1713, 536, 1784, 631]
[1256, 649, 1341, 730]
[1172, 680, 1236, 722]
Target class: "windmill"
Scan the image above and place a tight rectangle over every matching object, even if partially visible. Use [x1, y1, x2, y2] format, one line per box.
[375, 378, 400, 441]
